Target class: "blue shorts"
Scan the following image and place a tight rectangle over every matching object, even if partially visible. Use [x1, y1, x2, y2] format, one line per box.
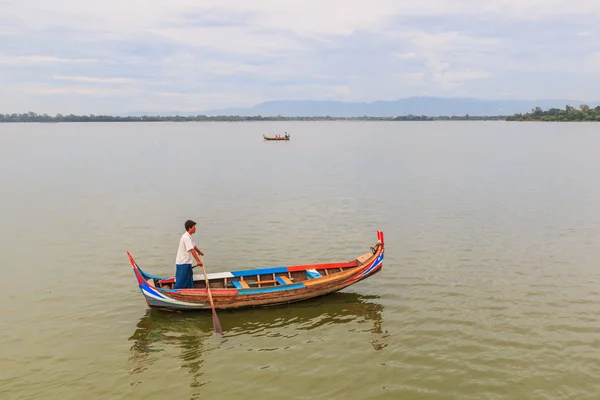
[174, 264, 194, 289]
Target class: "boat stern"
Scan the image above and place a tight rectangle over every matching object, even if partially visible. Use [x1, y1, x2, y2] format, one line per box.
[127, 252, 173, 308]
[126, 252, 213, 310]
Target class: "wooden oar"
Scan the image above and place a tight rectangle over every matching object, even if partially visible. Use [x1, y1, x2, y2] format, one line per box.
[195, 254, 223, 336]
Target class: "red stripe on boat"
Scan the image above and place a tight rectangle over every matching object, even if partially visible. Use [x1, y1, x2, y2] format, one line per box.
[287, 261, 358, 272]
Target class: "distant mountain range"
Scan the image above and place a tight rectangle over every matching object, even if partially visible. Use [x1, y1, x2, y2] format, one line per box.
[126, 97, 600, 118]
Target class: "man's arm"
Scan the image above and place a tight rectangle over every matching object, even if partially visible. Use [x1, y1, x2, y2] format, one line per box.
[194, 246, 204, 256]
[190, 249, 203, 267]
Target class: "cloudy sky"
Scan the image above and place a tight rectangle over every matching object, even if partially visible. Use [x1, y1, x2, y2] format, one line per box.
[1, 1, 599, 114]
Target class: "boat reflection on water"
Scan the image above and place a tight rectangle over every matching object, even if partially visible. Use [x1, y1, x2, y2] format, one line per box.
[128, 292, 387, 391]
[129, 291, 387, 360]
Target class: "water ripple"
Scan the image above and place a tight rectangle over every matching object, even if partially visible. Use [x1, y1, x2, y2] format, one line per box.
[2, 122, 600, 399]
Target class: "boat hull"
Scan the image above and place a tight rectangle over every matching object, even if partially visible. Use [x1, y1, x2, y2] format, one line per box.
[263, 134, 290, 141]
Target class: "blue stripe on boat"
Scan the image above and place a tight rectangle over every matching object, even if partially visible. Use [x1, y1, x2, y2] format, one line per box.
[155, 287, 180, 293]
[359, 254, 384, 277]
[230, 266, 288, 277]
[237, 282, 305, 294]
[142, 285, 167, 299]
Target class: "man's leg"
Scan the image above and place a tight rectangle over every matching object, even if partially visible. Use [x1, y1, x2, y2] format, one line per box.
[174, 264, 189, 289]
[184, 264, 194, 288]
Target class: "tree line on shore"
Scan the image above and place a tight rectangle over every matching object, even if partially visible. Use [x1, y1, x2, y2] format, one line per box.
[0, 112, 501, 122]
[1, 105, 598, 122]
[506, 105, 600, 121]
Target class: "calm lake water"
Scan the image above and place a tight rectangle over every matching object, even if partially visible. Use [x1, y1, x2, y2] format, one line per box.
[1, 121, 599, 399]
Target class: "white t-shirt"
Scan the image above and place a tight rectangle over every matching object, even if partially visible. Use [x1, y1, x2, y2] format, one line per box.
[175, 231, 197, 265]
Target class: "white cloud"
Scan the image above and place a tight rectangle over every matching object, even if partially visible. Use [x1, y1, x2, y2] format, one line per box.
[0, 55, 100, 66]
[1, 0, 600, 113]
[409, 31, 500, 51]
[10, 1, 600, 34]
[584, 53, 600, 71]
[442, 69, 493, 84]
[150, 26, 307, 54]
[127, 90, 262, 112]
[30, 87, 131, 96]
[54, 76, 133, 83]
[395, 53, 417, 59]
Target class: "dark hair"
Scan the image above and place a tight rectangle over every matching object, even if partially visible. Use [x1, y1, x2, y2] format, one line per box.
[185, 220, 196, 231]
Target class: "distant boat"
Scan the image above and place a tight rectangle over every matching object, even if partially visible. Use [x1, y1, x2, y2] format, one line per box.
[127, 231, 384, 311]
[263, 134, 290, 141]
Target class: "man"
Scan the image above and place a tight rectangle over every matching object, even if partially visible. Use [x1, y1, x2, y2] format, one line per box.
[174, 220, 204, 289]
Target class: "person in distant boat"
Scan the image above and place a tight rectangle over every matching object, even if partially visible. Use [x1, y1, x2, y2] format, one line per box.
[284, 132, 289, 138]
[276, 134, 280, 138]
[174, 220, 204, 289]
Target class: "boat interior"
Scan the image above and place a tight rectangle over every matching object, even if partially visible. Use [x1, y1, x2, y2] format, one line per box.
[145, 250, 376, 290]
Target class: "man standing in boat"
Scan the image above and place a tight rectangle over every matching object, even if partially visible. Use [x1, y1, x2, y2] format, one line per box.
[174, 220, 204, 289]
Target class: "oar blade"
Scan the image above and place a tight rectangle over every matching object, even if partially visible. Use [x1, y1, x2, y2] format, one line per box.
[212, 310, 223, 336]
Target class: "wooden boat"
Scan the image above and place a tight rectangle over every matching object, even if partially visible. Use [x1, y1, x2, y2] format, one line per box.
[127, 231, 384, 311]
[263, 134, 290, 141]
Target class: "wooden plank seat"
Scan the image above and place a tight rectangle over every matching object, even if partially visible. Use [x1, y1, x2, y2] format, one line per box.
[232, 277, 296, 288]
[356, 252, 373, 265]
[232, 280, 250, 289]
[276, 276, 294, 285]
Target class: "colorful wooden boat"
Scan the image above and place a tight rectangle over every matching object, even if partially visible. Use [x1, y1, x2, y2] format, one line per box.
[127, 231, 384, 311]
[263, 134, 290, 141]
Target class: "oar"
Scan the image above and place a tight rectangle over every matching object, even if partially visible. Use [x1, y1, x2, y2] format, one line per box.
[195, 254, 223, 336]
